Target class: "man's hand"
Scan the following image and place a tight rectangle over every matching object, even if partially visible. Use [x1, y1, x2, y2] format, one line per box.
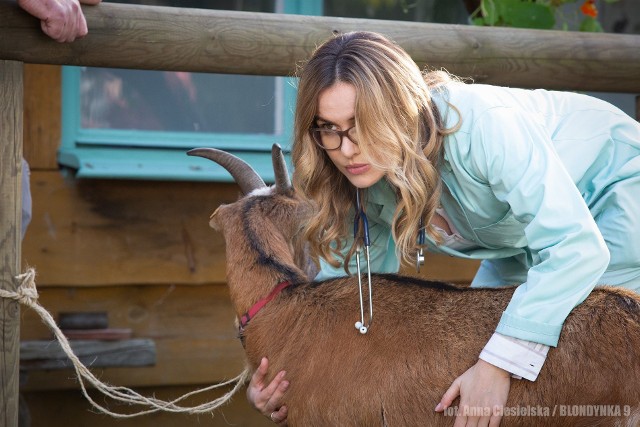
[18, 0, 102, 43]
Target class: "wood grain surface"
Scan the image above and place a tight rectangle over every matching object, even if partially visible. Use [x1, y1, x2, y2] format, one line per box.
[0, 1, 639, 92]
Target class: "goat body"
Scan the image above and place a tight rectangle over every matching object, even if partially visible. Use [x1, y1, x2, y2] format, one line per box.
[192, 146, 640, 427]
[212, 190, 640, 427]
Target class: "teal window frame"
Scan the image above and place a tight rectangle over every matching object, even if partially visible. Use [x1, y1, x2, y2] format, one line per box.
[59, 0, 322, 182]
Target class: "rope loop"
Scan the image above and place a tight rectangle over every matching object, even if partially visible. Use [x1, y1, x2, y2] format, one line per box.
[0, 268, 38, 306]
[13, 268, 39, 306]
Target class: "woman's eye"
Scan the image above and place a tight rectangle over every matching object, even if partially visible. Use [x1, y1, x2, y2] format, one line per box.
[319, 123, 338, 131]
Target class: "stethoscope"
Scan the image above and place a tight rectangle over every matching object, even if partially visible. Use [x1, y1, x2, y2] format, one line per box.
[352, 188, 426, 335]
[353, 188, 373, 334]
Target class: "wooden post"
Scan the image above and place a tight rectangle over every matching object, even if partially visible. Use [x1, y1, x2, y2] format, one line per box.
[0, 59, 23, 427]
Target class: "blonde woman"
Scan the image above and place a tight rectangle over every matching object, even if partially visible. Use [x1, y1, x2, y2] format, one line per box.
[248, 31, 640, 426]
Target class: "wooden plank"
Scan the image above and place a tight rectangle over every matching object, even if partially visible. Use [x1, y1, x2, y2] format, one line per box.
[0, 59, 23, 427]
[18, 272, 476, 391]
[23, 385, 273, 426]
[22, 64, 61, 170]
[22, 171, 235, 287]
[1, 1, 640, 92]
[20, 339, 156, 370]
[19, 284, 246, 391]
[23, 171, 480, 287]
[58, 312, 109, 330]
[53, 328, 133, 340]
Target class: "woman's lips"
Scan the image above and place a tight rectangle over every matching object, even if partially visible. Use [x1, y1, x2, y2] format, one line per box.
[345, 164, 370, 175]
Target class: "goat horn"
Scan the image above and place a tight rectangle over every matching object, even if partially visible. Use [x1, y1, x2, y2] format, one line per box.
[272, 144, 292, 193]
[187, 148, 266, 194]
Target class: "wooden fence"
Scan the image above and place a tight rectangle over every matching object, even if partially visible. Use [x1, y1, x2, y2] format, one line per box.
[1, 1, 640, 424]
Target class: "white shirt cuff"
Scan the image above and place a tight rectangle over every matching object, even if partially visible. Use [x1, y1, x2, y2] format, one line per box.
[479, 332, 550, 381]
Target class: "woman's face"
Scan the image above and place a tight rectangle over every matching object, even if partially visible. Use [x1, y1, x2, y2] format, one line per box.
[316, 82, 386, 189]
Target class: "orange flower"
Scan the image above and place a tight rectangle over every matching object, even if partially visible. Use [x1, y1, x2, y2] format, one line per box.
[580, 0, 598, 18]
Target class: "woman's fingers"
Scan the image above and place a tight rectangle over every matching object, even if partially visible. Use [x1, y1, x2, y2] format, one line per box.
[264, 372, 289, 411]
[250, 357, 270, 392]
[259, 370, 288, 411]
[435, 376, 461, 412]
[269, 404, 288, 425]
[247, 357, 289, 425]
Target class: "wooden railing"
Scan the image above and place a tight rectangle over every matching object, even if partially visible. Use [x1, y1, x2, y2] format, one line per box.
[1, 1, 640, 424]
[2, 1, 640, 91]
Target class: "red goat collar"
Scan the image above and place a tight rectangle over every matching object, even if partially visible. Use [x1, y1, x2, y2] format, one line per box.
[238, 281, 291, 339]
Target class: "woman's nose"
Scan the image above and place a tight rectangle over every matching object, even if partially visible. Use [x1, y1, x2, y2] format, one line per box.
[340, 135, 359, 157]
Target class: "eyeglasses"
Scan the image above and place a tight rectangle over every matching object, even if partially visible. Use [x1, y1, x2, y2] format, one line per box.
[309, 126, 359, 150]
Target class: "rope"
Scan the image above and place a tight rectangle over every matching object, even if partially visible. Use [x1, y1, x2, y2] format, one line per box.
[0, 268, 250, 418]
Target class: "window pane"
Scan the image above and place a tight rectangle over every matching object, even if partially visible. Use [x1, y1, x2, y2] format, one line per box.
[81, 69, 277, 133]
[80, 0, 279, 134]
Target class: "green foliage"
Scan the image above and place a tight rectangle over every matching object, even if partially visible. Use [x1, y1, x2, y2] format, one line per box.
[471, 0, 618, 32]
[579, 15, 603, 31]
[473, 0, 556, 29]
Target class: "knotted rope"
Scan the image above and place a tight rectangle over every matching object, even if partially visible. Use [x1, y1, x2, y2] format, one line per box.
[0, 268, 250, 418]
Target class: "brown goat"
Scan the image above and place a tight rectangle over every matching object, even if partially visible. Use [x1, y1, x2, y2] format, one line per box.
[189, 145, 640, 427]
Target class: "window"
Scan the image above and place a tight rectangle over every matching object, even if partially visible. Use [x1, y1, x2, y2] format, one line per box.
[60, 0, 321, 181]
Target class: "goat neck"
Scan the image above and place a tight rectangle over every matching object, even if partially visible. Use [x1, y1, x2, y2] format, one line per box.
[213, 193, 308, 319]
[190, 144, 305, 316]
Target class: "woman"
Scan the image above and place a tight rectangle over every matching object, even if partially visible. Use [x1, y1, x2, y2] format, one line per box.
[248, 31, 640, 426]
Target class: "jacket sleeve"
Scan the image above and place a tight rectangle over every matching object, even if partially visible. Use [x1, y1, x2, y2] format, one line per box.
[468, 106, 609, 346]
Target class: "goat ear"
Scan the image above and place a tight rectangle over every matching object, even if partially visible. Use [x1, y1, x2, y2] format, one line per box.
[209, 207, 222, 230]
[272, 144, 292, 194]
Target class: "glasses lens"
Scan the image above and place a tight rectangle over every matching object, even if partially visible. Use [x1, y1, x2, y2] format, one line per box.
[313, 129, 341, 150]
[347, 127, 358, 144]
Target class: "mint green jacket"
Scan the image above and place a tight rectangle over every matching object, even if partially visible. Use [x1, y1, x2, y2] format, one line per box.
[315, 82, 640, 347]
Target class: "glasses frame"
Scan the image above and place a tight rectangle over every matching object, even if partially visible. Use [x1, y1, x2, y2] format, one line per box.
[309, 125, 358, 151]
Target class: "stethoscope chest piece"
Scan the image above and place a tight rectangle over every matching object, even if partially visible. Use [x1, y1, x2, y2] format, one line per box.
[354, 321, 368, 334]
[416, 248, 425, 273]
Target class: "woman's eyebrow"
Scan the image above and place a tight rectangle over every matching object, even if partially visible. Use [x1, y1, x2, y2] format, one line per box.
[314, 115, 355, 124]
[314, 115, 333, 124]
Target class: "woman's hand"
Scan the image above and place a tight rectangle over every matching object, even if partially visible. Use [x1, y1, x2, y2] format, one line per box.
[435, 359, 511, 427]
[247, 357, 289, 425]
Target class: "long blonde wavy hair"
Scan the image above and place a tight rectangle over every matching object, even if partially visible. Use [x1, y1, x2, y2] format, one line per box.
[292, 31, 458, 271]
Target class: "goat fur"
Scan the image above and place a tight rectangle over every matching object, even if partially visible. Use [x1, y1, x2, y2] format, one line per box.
[209, 186, 640, 427]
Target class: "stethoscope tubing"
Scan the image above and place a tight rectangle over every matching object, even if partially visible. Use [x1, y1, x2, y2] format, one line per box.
[352, 188, 427, 334]
[354, 188, 372, 334]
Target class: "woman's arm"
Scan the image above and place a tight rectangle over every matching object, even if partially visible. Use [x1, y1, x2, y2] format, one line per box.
[437, 103, 609, 425]
[469, 106, 609, 345]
